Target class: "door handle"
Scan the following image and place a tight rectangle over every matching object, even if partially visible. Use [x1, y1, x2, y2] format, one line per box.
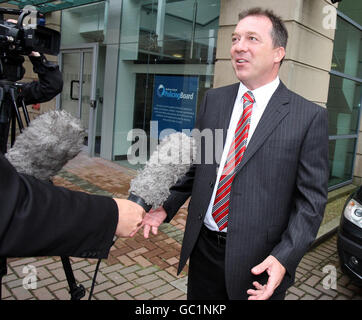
[90, 100, 97, 109]
[70, 80, 79, 100]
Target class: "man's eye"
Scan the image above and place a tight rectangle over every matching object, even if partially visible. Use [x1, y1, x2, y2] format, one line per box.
[249, 36, 257, 41]
[232, 37, 238, 43]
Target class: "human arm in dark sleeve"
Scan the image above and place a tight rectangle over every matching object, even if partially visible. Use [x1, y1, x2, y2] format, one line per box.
[0, 154, 144, 258]
[20, 54, 63, 105]
[270, 106, 329, 276]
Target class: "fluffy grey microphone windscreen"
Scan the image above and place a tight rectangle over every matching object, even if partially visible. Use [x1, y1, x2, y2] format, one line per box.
[129, 132, 196, 209]
[6, 110, 85, 181]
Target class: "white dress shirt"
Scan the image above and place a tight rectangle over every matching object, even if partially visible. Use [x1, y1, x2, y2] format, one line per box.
[203, 77, 280, 232]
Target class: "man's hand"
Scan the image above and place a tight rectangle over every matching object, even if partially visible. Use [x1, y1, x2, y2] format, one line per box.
[113, 199, 146, 238]
[7, 19, 17, 24]
[129, 206, 167, 238]
[29, 51, 41, 57]
[247, 255, 286, 300]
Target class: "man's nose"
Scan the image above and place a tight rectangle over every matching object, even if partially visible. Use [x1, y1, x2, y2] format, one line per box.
[233, 38, 247, 52]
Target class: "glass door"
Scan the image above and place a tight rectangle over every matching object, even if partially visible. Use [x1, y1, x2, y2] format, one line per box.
[58, 43, 99, 156]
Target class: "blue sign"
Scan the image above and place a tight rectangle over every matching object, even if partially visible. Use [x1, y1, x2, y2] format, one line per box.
[151, 75, 198, 139]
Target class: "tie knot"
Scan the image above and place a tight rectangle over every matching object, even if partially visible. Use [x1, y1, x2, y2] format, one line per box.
[242, 91, 255, 104]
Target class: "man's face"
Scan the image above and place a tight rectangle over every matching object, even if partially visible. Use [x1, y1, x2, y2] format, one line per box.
[230, 15, 284, 90]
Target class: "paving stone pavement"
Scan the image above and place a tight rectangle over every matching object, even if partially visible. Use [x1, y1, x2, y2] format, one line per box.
[2, 152, 362, 300]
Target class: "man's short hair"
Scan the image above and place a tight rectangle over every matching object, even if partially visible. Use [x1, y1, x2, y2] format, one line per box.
[238, 7, 288, 63]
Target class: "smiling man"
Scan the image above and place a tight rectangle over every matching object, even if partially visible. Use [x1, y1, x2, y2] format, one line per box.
[230, 11, 285, 90]
[135, 7, 329, 300]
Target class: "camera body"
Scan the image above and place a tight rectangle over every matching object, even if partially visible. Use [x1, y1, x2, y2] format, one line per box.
[0, 7, 60, 81]
[0, 20, 60, 56]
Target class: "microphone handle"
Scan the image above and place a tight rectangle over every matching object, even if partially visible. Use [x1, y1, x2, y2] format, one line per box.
[127, 193, 152, 212]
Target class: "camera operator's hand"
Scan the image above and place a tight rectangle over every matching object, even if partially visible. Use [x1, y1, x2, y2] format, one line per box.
[113, 198, 146, 238]
[29, 51, 41, 57]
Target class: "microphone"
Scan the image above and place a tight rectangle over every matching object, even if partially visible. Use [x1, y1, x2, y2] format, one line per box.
[128, 132, 196, 211]
[5, 110, 85, 181]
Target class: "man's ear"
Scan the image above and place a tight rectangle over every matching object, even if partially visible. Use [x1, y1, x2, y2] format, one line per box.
[274, 47, 286, 64]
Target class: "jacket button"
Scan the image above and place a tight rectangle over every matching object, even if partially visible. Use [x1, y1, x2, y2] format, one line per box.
[198, 214, 203, 220]
[209, 181, 214, 188]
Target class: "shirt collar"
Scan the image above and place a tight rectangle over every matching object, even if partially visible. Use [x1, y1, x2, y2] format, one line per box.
[238, 76, 280, 107]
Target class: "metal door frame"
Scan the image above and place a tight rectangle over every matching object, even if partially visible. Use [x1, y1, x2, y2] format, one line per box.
[57, 42, 99, 156]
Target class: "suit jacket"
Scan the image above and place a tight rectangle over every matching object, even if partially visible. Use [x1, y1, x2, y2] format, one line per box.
[163, 81, 329, 299]
[0, 153, 117, 259]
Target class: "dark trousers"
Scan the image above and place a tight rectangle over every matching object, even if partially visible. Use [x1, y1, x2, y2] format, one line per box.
[187, 225, 286, 300]
[187, 225, 229, 300]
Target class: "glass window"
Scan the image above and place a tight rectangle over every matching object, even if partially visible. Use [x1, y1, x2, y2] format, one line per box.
[327, 75, 361, 136]
[135, 0, 219, 64]
[331, 16, 362, 79]
[328, 138, 357, 188]
[59, 0, 220, 163]
[337, 1, 362, 27]
[113, 0, 220, 163]
[328, 11, 362, 189]
[61, 2, 106, 47]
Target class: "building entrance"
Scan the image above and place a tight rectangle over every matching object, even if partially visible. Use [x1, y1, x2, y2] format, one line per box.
[58, 43, 101, 156]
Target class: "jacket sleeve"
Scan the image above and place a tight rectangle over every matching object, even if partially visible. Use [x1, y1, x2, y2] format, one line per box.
[0, 154, 118, 259]
[271, 106, 329, 276]
[20, 54, 63, 105]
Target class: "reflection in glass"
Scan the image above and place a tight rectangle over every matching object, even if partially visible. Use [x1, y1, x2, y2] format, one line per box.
[331, 16, 362, 79]
[328, 11, 362, 189]
[118, 0, 220, 64]
[61, 1, 106, 47]
[337, 1, 362, 32]
[327, 75, 361, 136]
[328, 138, 357, 187]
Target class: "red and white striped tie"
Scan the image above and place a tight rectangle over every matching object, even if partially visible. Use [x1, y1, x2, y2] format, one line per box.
[212, 91, 255, 231]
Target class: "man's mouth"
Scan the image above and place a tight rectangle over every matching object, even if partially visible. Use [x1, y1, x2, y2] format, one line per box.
[236, 59, 248, 63]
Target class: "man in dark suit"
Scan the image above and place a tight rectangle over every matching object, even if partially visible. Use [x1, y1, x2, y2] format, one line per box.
[0, 48, 63, 154]
[0, 152, 145, 258]
[134, 8, 329, 300]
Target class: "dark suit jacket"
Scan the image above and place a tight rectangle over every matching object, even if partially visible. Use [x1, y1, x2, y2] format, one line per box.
[0, 154, 117, 259]
[163, 81, 329, 299]
[21, 54, 63, 106]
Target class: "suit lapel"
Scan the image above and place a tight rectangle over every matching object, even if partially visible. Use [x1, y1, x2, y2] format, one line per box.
[214, 83, 239, 164]
[236, 81, 290, 173]
[219, 83, 239, 145]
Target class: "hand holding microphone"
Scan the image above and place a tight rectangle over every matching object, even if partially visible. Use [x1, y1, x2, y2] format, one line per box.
[127, 132, 196, 237]
[113, 198, 146, 238]
[128, 132, 196, 211]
